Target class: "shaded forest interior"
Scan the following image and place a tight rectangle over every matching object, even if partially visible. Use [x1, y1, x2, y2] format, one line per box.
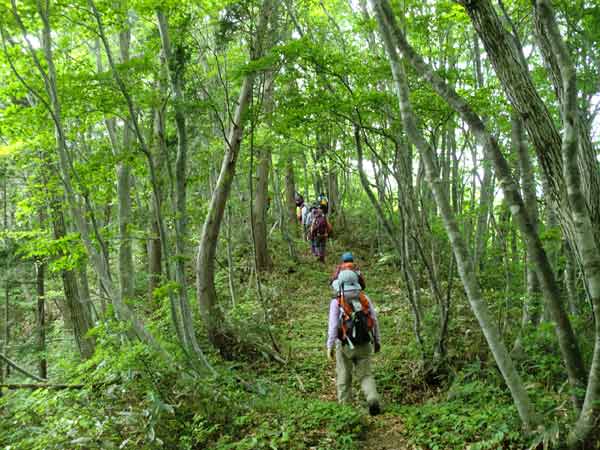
[1, 0, 600, 449]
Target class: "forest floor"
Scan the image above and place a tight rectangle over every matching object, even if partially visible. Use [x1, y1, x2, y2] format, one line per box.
[1, 224, 536, 449]
[254, 233, 416, 449]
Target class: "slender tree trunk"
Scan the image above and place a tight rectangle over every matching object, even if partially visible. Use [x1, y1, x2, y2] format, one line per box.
[274, 167, 298, 261]
[473, 160, 492, 272]
[2, 166, 9, 380]
[374, 0, 587, 409]
[373, 159, 387, 252]
[156, 9, 212, 371]
[148, 218, 162, 300]
[303, 151, 310, 200]
[196, 0, 273, 350]
[372, 0, 540, 428]
[35, 260, 47, 380]
[564, 243, 579, 315]
[284, 156, 297, 231]
[252, 146, 272, 271]
[327, 165, 340, 217]
[47, 201, 95, 358]
[225, 205, 237, 306]
[77, 265, 95, 320]
[534, 1, 600, 445]
[197, 72, 257, 347]
[95, 35, 134, 303]
[116, 25, 134, 301]
[471, 34, 491, 272]
[513, 113, 541, 329]
[3, 277, 9, 378]
[252, 61, 277, 271]
[148, 106, 166, 301]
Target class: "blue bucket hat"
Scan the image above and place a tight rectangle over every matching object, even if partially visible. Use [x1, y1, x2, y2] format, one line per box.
[341, 252, 354, 262]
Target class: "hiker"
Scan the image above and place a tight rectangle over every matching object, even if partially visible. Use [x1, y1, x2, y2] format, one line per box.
[301, 202, 312, 237]
[327, 256, 381, 415]
[308, 205, 331, 262]
[330, 252, 366, 290]
[318, 192, 329, 215]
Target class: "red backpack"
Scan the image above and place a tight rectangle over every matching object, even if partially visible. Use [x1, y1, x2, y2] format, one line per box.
[309, 213, 328, 239]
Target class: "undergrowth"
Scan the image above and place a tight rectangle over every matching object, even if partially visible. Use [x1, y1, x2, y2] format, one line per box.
[0, 225, 594, 449]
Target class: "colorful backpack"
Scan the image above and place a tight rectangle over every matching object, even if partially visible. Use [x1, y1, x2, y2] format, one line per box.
[309, 212, 328, 239]
[337, 289, 374, 348]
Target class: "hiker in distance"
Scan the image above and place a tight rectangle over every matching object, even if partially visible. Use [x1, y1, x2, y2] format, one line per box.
[301, 201, 312, 238]
[317, 192, 329, 215]
[308, 204, 332, 263]
[327, 252, 381, 416]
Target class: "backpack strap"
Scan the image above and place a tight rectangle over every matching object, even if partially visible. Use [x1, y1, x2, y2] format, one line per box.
[337, 283, 354, 345]
[359, 291, 374, 332]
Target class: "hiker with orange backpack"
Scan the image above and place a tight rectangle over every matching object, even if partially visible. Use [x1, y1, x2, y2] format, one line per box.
[326, 252, 381, 415]
[330, 252, 366, 290]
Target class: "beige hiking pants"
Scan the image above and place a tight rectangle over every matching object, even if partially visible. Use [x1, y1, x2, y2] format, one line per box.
[335, 341, 379, 404]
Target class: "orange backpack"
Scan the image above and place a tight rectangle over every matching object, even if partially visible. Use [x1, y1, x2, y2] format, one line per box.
[337, 290, 374, 347]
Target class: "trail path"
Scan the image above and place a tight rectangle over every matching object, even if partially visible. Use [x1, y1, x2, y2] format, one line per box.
[268, 237, 413, 449]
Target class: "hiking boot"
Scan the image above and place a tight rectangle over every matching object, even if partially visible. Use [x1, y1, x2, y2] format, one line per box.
[368, 401, 381, 416]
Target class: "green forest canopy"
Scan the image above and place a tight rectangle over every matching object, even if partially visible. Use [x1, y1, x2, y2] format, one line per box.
[1, 0, 600, 448]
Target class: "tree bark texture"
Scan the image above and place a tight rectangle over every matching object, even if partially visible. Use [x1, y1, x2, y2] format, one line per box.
[196, 0, 273, 349]
[457, 0, 600, 267]
[374, 0, 587, 410]
[372, 0, 541, 429]
[533, 0, 600, 445]
[532, 5, 600, 244]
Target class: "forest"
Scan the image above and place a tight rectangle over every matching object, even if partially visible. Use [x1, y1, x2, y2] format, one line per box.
[0, 0, 599, 448]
